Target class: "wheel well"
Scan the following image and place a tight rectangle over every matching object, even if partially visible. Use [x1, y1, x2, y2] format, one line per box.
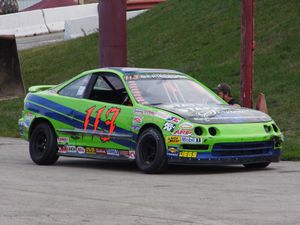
[137, 123, 163, 140]
[29, 118, 56, 139]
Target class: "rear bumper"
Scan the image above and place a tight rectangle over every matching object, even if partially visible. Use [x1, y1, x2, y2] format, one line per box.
[168, 149, 281, 165]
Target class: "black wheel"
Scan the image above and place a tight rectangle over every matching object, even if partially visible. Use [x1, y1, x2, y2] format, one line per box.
[29, 123, 59, 165]
[243, 162, 270, 169]
[136, 128, 168, 174]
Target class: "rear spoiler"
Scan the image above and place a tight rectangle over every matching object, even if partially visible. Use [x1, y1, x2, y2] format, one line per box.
[28, 85, 56, 93]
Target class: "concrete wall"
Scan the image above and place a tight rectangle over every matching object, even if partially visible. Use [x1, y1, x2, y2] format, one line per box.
[0, 3, 146, 38]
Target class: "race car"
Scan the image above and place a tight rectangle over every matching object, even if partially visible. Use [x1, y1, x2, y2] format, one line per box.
[18, 67, 283, 173]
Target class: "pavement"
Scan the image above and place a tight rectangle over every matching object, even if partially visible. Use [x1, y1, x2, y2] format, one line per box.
[16, 32, 65, 50]
[0, 137, 299, 225]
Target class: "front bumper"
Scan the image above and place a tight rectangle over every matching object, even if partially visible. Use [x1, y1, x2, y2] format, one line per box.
[167, 139, 281, 165]
[168, 149, 281, 165]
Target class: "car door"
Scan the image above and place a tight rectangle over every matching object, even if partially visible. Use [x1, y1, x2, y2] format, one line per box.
[74, 72, 134, 157]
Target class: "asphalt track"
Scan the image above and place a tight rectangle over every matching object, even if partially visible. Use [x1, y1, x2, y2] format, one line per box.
[0, 137, 299, 225]
[16, 32, 65, 50]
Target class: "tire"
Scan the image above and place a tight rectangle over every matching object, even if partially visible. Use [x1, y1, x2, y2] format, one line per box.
[29, 122, 59, 165]
[243, 162, 270, 169]
[136, 128, 168, 174]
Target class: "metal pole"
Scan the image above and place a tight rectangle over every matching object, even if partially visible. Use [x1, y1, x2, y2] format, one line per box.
[98, 0, 127, 67]
[240, 0, 254, 108]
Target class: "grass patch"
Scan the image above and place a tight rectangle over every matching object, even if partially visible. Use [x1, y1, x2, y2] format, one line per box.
[0, 0, 299, 159]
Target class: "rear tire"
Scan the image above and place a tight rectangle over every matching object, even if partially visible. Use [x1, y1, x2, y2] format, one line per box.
[243, 162, 270, 169]
[136, 128, 168, 174]
[29, 122, 59, 165]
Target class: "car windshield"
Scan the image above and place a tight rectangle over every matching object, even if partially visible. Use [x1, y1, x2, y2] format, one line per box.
[126, 76, 223, 105]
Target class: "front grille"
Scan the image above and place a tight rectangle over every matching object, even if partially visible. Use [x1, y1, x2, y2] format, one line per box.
[212, 141, 274, 156]
[181, 144, 209, 150]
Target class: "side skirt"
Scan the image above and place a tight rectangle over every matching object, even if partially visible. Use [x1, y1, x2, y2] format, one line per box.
[57, 146, 136, 161]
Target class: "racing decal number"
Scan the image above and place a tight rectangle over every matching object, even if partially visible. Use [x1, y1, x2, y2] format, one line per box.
[94, 107, 106, 131]
[102, 107, 121, 142]
[83, 106, 121, 142]
[84, 106, 96, 130]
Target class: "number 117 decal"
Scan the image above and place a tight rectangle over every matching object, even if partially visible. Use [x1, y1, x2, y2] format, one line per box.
[83, 106, 121, 142]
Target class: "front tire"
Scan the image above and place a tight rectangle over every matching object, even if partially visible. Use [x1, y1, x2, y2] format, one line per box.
[29, 122, 59, 165]
[243, 162, 270, 169]
[136, 128, 168, 174]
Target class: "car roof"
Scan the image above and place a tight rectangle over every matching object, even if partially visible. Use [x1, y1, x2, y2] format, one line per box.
[103, 67, 185, 76]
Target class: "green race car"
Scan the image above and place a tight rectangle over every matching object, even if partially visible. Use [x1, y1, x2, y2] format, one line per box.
[18, 67, 283, 173]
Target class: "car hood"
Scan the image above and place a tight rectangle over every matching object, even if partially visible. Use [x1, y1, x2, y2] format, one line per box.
[155, 103, 272, 124]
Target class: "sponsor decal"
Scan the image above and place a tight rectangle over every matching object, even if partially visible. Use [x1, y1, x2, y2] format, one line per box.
[77, 146, 85, 154]
[57, 137, 69, 144]
[155, 111, 169, 119]
[173, 130, 192, 136]
[129, 150, 135, 159]
[133, 116, 143, 124]
[181, 137, 202, 144]
[179, 122, 193, 129]
[129, 83, 138, 87]
[144, 110, 155, 116]
[166, 117, 181, 124]
[166, 136, 181, 145]
[132, 91, 141, 96]
[86, 147, 96, 154]
[130, 87, 139, 91]
[96, 148, 106, 155]
[134, 108, 144, 115]
[76, 86, 86, 96]
[126, 74, 186, 80]
[22, 120, 30, 128]
[167, 146, 179, 157]
[159, 104, 272, 124]
[25, 112, 34, 119]
[67, 146, 77, 153]
[58, 146, 68, 154]
[18, 121, 25, 135]
[131, 125, 141, 131]
[163, 122, 176, 132]
[136, 97, 145, 102]
[24, 113, 35, 127]
[126, 75, 141, 80]
[179, 151, 197, 158]
[120, 150, 129, 156]
[107, 149, 120, 156]
[48, 89, 57, 94]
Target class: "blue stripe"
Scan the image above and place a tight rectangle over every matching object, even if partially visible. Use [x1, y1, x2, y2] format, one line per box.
[25, 102, 84, 129]
[28, 94, 74, 117]
[26, 94, 137, 148]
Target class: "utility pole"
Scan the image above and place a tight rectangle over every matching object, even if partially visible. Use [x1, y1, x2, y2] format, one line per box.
[98, 0, 127, 67]
[240, 0, 254, 108]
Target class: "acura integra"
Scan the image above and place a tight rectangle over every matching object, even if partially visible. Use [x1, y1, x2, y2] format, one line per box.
[19, 68, 283, 173]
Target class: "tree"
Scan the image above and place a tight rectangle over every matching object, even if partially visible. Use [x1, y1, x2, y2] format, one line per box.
[0, 0, 19, 15]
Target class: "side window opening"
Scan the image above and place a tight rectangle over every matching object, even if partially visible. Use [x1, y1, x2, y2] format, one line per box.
[59, 74, 92, 98]
[89, 74, 131, 105]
